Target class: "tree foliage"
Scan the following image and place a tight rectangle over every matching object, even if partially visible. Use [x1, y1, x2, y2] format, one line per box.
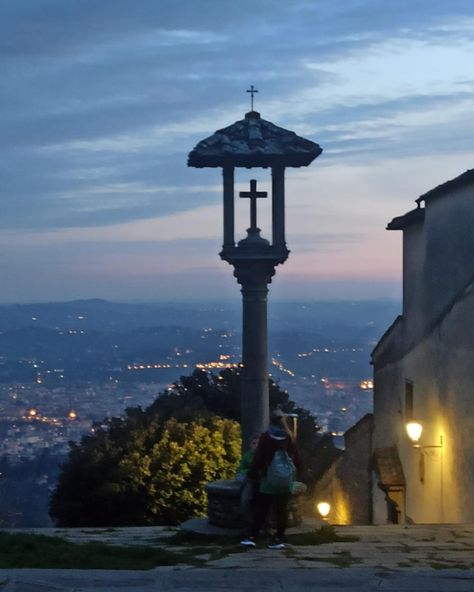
[50, 412, 240, 526]
[154, 368, 340, 486]
[50, 368, 339, 526]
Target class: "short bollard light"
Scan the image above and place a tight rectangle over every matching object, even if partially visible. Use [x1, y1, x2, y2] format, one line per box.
[317, 501, 331, 521]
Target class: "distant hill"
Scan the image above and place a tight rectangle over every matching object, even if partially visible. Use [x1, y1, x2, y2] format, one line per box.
[0, 298, 400, 384]
[0, 298, 400, 333]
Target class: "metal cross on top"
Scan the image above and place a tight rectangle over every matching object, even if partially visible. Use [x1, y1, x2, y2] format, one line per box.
[246, 85, 258, 111]
[240, 179, 267, 231]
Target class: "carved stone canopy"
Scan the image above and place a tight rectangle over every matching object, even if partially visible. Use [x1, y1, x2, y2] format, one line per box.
[188, 111, 322, 168]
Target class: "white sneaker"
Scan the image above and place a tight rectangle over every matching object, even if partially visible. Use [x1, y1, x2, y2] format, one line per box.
[240, 538, 256, 548]
[267, 541, 285, 549]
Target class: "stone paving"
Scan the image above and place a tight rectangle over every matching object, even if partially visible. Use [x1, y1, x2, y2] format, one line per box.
[4, 522, 474, 570]
[1, 523, 474, 590]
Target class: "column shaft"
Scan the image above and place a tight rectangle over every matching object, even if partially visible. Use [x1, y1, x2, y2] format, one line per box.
[240, 278, 269, 451]
[272, 166, 285, 248]
[223, 166, 235, 248]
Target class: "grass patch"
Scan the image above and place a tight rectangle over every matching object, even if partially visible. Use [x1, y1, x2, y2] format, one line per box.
[164, 529, 246, 562]
[283, 547, 297, 559]
[0, 532, 189, 570]
[450, 530, 469, 539]
[169, 526, 358, 553]
[77, 528, 118, 535]
[0, 525, 359, 569]
[286, 525, 359, 546]
[430, 561, 471, 570]
[298, 551, 359, 568]
[166, 529, 238, 546]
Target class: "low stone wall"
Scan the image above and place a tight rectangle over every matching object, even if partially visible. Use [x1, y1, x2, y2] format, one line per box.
[206, 479, 307, 529]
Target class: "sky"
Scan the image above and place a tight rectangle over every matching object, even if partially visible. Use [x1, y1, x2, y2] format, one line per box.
[1, 0, 474, 303]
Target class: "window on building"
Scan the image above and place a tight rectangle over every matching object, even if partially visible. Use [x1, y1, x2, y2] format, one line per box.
[405, 380, 414, 420]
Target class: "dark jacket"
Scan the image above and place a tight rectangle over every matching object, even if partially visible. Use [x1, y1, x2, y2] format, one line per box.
[247, 431, 303, 481]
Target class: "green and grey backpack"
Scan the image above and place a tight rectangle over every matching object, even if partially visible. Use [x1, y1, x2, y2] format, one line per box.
[266, 449, 296, 492]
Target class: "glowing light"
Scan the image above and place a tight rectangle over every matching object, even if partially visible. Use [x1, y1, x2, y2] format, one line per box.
[317, 501, 331, 518]
[271, 358, 295, 377]
[406, 421, 423, 443]
[68, 410, 77, 420]
[195, 362, 240, 370]
[28, 409, 38, 417]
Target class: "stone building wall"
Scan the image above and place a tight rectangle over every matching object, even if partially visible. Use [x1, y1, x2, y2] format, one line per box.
[373, 285, 474, 523]
[312, 414, 373, 525]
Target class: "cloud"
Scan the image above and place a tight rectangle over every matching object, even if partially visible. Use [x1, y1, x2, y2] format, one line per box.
[1, 0, 474, 302]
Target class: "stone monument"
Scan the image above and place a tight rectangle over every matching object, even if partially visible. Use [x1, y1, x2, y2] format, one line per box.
[188, 91, 322, 450]
[187, 91, 321, 530]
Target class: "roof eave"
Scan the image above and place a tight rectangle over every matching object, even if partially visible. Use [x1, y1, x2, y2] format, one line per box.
[416, 168, 474, 205]
[386, 207, 425, 231]
[187, 149, 322, 168]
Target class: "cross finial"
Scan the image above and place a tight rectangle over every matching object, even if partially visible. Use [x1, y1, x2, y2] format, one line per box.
[240, 179, 267, 231]
[246, 85, 259, 111]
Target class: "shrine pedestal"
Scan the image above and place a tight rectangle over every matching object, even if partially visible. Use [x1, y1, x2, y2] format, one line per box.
[206, 479, 307, 529]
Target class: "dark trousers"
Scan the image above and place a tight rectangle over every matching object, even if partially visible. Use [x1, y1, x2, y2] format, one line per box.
[250, 491, 291, 539]
[240, 480, 257, 536]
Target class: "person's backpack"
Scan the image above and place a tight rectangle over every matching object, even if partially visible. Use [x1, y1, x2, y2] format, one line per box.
[266, 449, 296, 492]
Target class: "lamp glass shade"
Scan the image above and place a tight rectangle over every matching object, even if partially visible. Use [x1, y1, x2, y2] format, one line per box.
[406, 421, 423, 443]
[316, 501, 331, 518]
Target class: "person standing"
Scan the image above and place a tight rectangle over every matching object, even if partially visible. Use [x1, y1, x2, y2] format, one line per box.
[236, 434, 259, 538]
[240, 409, 303, 549]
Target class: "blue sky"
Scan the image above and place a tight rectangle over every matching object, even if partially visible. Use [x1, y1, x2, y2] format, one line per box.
[1, 0, 474, 302]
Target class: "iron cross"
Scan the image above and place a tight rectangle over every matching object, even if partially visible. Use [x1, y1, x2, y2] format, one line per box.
[240, 179, 267, 231]
[246, 85, 258, 111]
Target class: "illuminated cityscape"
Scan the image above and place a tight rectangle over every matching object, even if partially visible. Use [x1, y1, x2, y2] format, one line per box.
[0, 298, 393, 525]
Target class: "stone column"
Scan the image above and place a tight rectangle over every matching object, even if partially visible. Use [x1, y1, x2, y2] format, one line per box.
[236, 263, 273, 451]
[223, 166, 235, 249]
[272, 165, 286, 249]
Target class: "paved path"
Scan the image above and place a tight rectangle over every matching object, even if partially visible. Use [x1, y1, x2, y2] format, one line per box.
[1, 524, 474, 590]
[1, 567, 474, 591]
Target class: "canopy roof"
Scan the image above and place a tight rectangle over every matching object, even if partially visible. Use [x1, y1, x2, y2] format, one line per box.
[188, 111, 322, 168]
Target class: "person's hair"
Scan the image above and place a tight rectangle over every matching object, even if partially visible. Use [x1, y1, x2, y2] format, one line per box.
[270, 414, 282, 426]
[270, 413, 295, 442]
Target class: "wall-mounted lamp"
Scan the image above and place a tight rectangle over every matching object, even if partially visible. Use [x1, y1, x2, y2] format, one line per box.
[406, 421, 423, 445]
[316, 501, 331, 521]
[405, 421, 444, 493]
[405, 421, 443, 449]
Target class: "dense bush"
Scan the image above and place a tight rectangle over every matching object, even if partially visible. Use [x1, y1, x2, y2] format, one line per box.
[50, 413, 240, 526]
